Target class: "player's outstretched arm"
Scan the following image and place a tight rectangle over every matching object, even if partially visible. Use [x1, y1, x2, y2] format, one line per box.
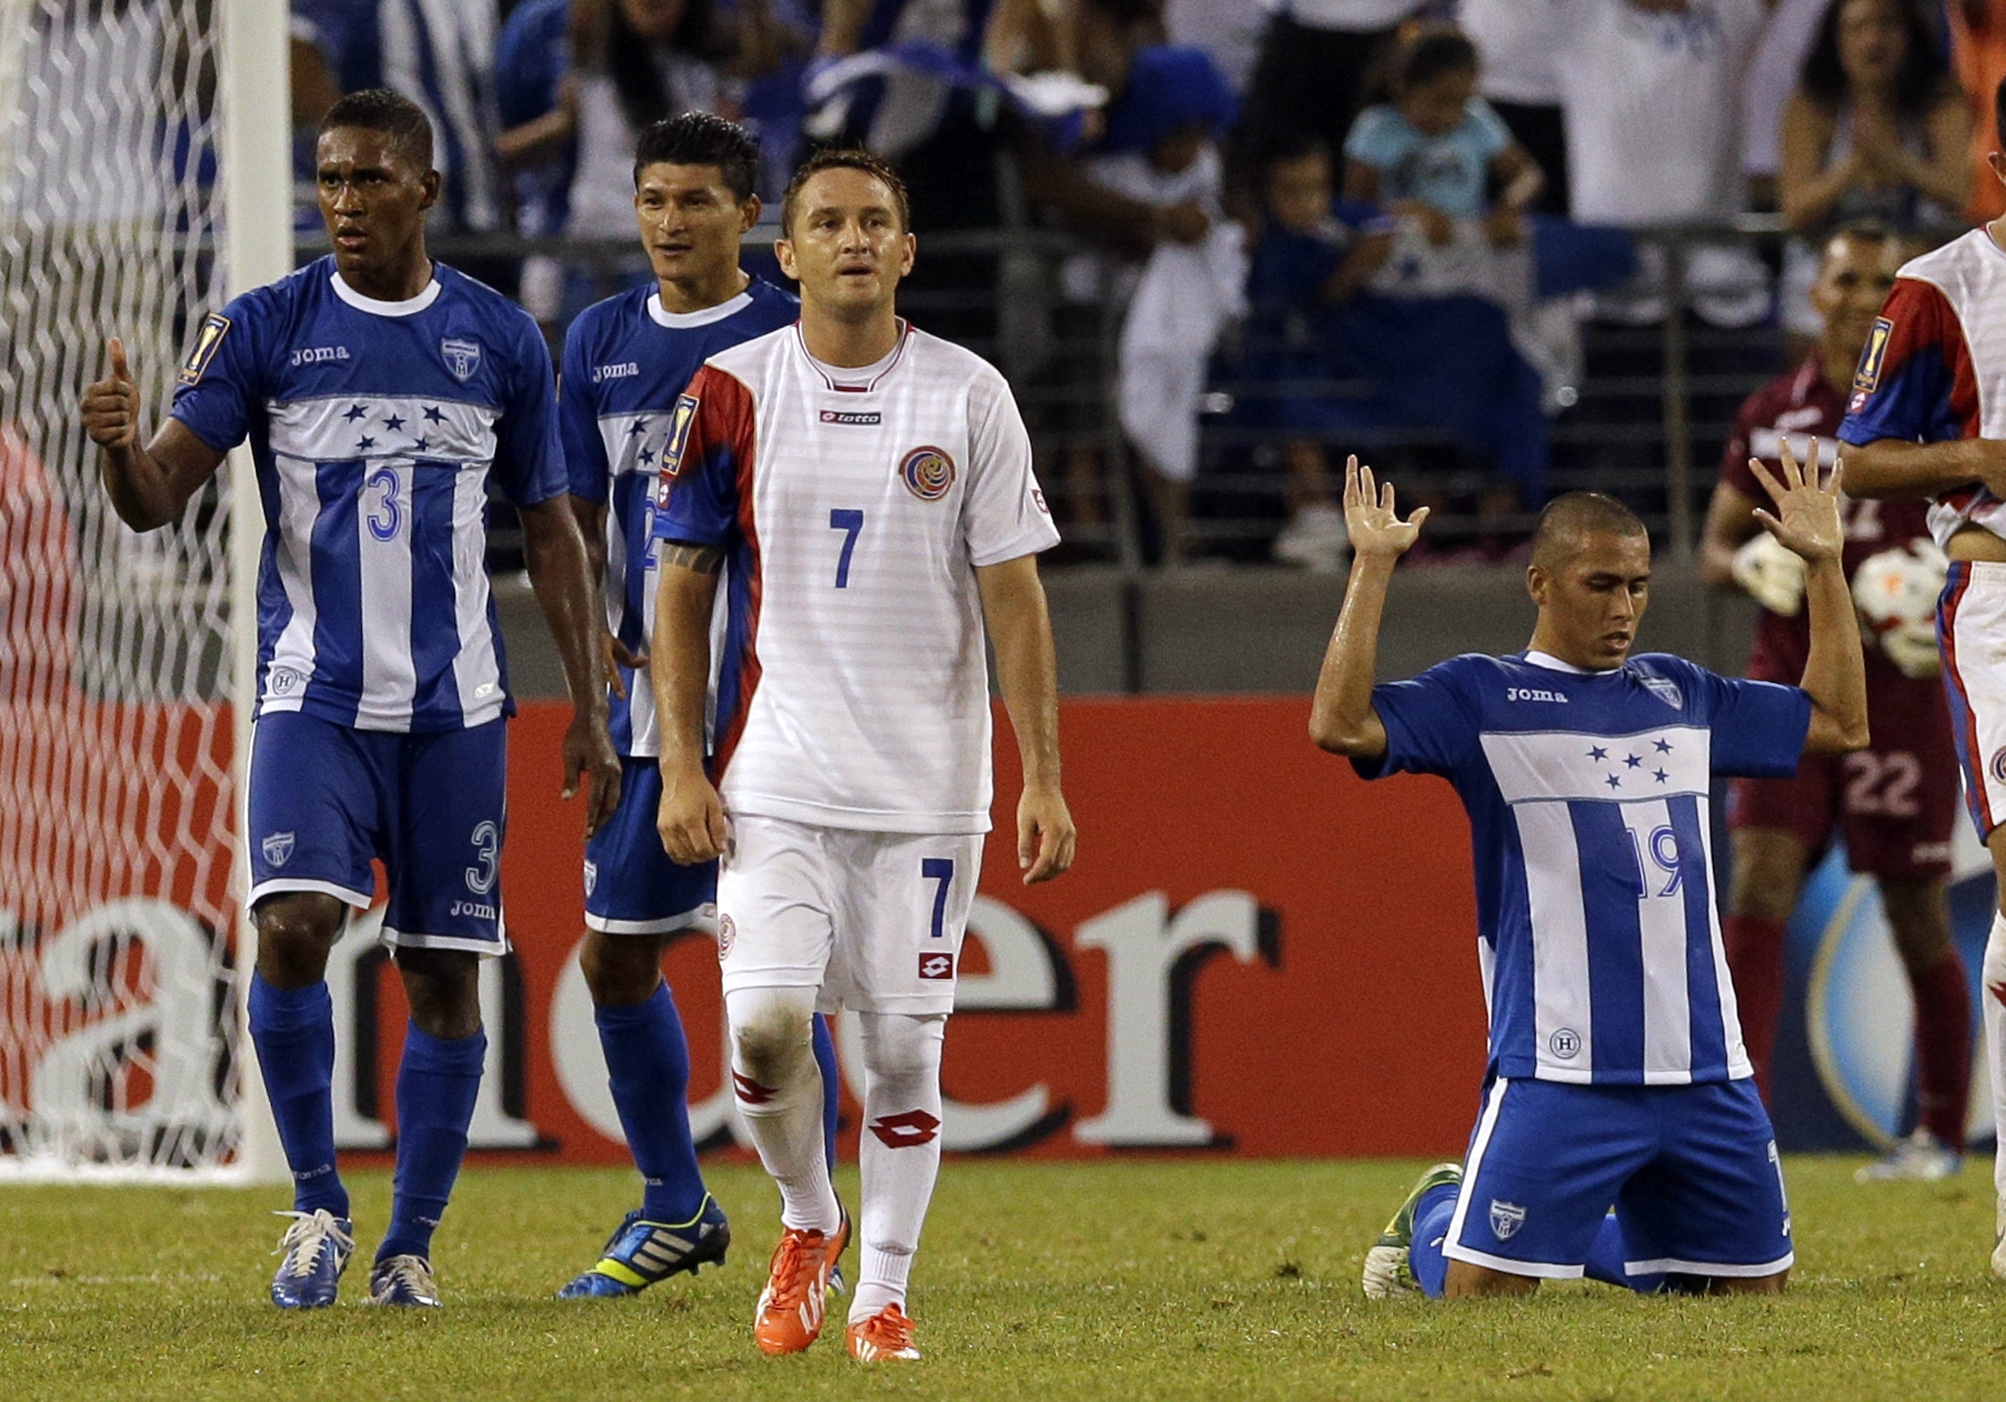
[81, 338, 226, 531]
[1308, 457, 1427, 759]
[978, 554, 1076, 884]
[1840, 434, 2006, 501]
[1747, 439, 1870, 756]
[650, 544, 729, 866]
[521, 496, 623, 833]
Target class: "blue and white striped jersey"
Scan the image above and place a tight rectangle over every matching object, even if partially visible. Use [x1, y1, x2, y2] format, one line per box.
[292, 0, 503, 233]
[558, 277, 797, 758]
[171, 255, 564, 733]
[1358, 650, 1813, 1086]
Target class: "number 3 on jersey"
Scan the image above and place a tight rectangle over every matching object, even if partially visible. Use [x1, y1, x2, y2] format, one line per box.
[829, 508, 864, 587]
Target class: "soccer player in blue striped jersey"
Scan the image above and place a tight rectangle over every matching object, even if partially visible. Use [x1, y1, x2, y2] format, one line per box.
[1312, 448, 1868, 1298]
[553, 113, 845, 1300]
[81, 90, 619, 1309]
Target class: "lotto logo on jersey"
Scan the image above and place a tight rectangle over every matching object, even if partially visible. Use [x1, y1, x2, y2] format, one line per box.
[900, 446, 956, 501]
[177, 313, 231, 386]
[918, 951, 955, 980]
[663, 393, 699, 477]
[1853, 316, 1893, 397]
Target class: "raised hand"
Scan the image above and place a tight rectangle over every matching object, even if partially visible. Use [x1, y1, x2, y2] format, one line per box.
[1747, 437, 1844, 566]
[1342, 455, 1429, 561]
[81, 338, 140, 451]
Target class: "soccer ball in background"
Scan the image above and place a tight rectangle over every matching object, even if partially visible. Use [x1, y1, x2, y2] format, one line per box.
[1852, 541, 1948, 680]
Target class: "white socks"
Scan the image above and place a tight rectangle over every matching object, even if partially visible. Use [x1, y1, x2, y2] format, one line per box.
[725, 986, 840, 1234]
[1984, 911, 2006, 1201]
[850, 1011, 946, 1323]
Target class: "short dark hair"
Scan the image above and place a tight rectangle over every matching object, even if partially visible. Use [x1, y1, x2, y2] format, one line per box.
[318, 88, 434, 171]
[1261, 129, 1332, 174]
[1997, 71, 2006, 153]
[1393, 27, 1480, 93]
[1825, 218, 1902, 263]
[780, 148, 911, 237]
[1532, 492, 1648, 569]
[632, 112, 761, 200]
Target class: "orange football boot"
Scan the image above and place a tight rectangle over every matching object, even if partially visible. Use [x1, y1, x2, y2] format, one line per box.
[846, 1303, 921, 1362]
[752, 1212, 850, 1355]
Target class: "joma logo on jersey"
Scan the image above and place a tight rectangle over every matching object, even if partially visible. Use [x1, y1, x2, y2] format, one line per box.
[449, 900, 497, 921]
[900, 446, 956, 501]
[592, 362, 639, 383]
[663, 393, 699, 477]
[290, 345, 350, 367]
[440, 337, 482, 382]
[1505, 687, 1568, 703]
[177, 313, 231, 386]
[1853, 316, 1893, 395]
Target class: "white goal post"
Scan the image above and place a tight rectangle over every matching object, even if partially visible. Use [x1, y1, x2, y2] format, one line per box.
[0, 0, 290, 1184]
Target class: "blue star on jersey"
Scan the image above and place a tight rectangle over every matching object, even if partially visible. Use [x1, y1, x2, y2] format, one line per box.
[1356, 652, 1812, 1087]
[558, 277, 798, 758]
[170, 256, 564, 733]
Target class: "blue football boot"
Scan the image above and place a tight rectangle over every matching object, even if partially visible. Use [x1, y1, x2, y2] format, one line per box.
[269, 1208, 355, 1309]
[366, 1254, 442, 1307]
[557, 1193, 731, 1298]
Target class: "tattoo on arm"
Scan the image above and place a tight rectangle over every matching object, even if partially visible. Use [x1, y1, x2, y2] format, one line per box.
[659, 542, 725, 575]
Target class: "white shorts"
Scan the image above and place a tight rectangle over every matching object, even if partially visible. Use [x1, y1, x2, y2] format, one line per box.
[1940, 561, 2006, 837]
[716, 814, 984, 1016]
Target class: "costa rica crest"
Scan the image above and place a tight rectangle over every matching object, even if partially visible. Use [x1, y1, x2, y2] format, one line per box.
[440, 337, 482, 382]
[899, 445, 955, 501]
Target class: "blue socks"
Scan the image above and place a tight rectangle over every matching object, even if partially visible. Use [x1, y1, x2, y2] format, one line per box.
[813, 1014, 840, 1172]
[247, 972, 347, 1219]
[1409, 1182, 1460, 1298]
[378, 1023, 485, 1264]
[596, 984, 707, 1224]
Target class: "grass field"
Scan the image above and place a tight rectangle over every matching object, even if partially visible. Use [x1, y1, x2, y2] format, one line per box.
[1, 1156, 2001, 1401]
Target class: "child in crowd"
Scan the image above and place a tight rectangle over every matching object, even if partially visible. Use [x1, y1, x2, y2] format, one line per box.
[1240, 131, 1549, 565]
[1343, 26, 1545, 250]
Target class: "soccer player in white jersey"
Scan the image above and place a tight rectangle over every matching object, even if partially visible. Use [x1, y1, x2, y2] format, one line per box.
[1313, 450, 1866, 1299]
[553, 112, 845, 1299]
[79, 91, 619, 1309]
[1841, 79, 2006, 1277]
[648, 148, 1076, 1361]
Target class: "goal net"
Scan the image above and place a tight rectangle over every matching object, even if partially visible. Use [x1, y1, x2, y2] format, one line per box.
[0, 0, 272, 1179]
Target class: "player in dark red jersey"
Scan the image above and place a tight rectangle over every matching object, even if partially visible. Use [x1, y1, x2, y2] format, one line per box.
[1702, 223, 1970, 1181]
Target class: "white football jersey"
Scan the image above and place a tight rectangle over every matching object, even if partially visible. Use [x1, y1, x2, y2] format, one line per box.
[1555, 0, 1766, 224]
[652, 322, 1060, 834]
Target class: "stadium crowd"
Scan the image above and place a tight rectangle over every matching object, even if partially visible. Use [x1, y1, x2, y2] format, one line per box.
[277, 0, 2006, 568]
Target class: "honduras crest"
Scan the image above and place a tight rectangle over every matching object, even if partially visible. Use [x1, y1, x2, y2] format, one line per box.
[1489, 1200, 1527, 1241]
[261, 832, 296, 868]
[583, 860, 598, 897]
[440, 337, 482, 382]
[1638, 671, 1684, 710]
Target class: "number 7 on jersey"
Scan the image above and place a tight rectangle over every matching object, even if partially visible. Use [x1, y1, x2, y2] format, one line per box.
[830, 508, 864, 588]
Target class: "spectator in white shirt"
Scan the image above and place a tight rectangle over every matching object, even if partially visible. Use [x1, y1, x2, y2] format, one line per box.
[1557, 0, 1778, 327]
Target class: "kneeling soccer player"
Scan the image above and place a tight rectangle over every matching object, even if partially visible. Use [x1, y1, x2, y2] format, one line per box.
[1311, 447, 1868, 1297]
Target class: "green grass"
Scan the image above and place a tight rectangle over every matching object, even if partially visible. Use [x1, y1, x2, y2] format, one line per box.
[1, 1157, 2001, 1400]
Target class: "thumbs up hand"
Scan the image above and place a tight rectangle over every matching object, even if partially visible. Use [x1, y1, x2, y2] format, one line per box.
[81, 337, 141, 450]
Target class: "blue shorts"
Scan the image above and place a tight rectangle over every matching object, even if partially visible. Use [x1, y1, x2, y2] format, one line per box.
[1446, 1076, 1793, 1280]
[246, 711, 508, 956]
[583, 758, 718, 936]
